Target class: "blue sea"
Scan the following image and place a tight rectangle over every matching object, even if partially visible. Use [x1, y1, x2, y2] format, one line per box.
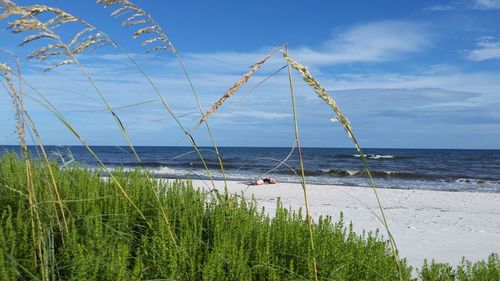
[2, 146, 500, 192]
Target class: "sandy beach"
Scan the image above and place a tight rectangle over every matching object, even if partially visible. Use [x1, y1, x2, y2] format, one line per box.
[192, 179, 500, 268]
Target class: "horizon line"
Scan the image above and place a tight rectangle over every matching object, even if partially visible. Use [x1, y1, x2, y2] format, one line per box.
[1, 144, 499, 151]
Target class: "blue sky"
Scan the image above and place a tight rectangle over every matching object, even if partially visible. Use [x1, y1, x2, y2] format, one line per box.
[1, 0, 500, 148]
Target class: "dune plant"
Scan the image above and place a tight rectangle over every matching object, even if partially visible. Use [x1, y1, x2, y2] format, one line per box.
[0, 154, 412, 280]
[419, 254, 500, 281]
[2, 154, 497, 280]
[0, 53, 67, 280]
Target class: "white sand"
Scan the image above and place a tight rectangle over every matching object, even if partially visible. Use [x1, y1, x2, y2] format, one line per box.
[191, 179, 500, 268]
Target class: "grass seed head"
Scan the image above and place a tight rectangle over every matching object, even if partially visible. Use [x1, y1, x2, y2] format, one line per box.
[282, 51, 353, 139]
[195, 52, 274, 129]
[96, 0, 176, 54]
[1, 1, 114, 71]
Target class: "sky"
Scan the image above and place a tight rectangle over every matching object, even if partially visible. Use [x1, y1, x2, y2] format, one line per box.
[1, 0, 500, 149]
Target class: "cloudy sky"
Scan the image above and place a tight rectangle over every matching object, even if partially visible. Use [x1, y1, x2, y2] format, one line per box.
[1, 0, 500, 148]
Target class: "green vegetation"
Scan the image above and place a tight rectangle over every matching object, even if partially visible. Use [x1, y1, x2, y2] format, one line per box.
[1, 154, 499, 280]
[0, 154, 410, 280]
[419, 255, 500, 281]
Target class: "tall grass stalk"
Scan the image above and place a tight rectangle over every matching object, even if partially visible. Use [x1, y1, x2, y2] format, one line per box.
[37, 0, 218, 239]
[282, 51, 403, 280]
[176, 53, 231, 196]
[16, 56, 68, 236]
[285, 46, 318, 281]
[115, 49, 220, 194]
[0, 55, 50, 280]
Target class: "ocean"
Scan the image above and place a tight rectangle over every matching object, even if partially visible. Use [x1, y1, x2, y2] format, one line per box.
[2, 146, 500, 192]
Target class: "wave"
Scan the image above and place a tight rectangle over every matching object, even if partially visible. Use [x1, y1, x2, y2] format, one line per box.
[269, 168, 429, 179]
[332, 154, 404, 160]
[452, 178, 500, 185]
[98, 162, 500, 186]
[355, 154, 395, 160]
[100, 163, 439, 181]
[318, 169, 428, 179]
[103, 161, 253, 170]
[94, 164, 500, 191]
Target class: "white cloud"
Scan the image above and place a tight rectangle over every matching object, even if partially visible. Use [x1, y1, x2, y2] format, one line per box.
[177, 21, 432, 70]
[425, 4, 454, 11]
[425, 0, 500, 11]
[329, 71, 500, 102]
[473, 0, 500, 9]
[466, 37, 500, 61]
[289, 21, 431, 65]
[217, 109, 292, 120]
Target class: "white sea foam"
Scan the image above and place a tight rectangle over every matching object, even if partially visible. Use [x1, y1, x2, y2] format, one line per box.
[454, 178, 499, 185]
[353, 154, 395, 159]
[346, 169, 358, 176]
[155, 166, 206, 177]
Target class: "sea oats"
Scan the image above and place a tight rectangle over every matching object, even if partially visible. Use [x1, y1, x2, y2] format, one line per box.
[97, 0, 176, 54]
[194, 51, 275, 129]
[0, 1, 146, 168]
[18, 32, 57, 46]
[1, 0, 113, 71]
[282, 52, 353, 138]
[97, 0, 233, 194]
[282, 50, 402, 278]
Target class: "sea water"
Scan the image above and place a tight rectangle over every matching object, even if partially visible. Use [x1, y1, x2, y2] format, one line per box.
[2, 146, 499, 192]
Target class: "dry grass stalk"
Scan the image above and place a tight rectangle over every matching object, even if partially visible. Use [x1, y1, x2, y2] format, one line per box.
[97, 0, 223, 193]
[97, 0, 234, 198]
[0, 60, 28, 172]
[284, 46, 318, 281]
[0, 56, 52, 278]
[282, 51, 403, 280]
[0, 62, 25, 153]
[194, 51, 275, 130]
[1, 54, 68, 238]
